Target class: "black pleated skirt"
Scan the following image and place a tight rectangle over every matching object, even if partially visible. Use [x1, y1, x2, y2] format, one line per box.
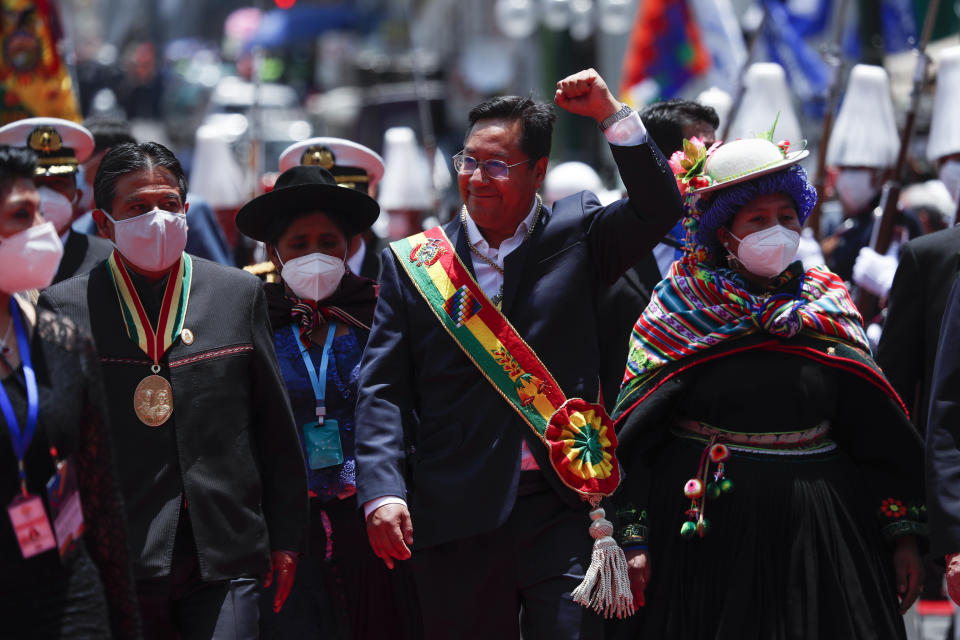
[608, 436, 907, 640]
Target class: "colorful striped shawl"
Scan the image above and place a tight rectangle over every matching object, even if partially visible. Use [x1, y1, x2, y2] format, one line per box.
[618, 261, 870, 402]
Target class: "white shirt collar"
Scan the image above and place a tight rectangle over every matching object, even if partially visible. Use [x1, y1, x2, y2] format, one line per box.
[347, 238, 367, 275]
[463, 197, 539, 255]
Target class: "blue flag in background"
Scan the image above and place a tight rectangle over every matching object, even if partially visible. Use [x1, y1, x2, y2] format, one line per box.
[761, 0, 831, 117]
[881, 0, 918, 52]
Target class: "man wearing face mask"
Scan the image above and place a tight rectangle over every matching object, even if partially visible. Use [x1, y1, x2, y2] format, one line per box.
[822, 65, 916, 284]
[37, 142, 308, 639]
[0, 118, 113, 285]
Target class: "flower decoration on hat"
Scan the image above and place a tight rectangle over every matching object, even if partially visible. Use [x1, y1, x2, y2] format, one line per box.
[668, 136, 721, 197]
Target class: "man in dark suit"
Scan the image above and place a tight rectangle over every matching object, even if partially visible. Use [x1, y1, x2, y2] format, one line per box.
[597, 99, 718, 408]
[0, 117, 113, 283]
[355, 69, 683, 638]
[925, 273, 960, 604]
[877, 226, 960, 433]
[38, 142, 308, 639]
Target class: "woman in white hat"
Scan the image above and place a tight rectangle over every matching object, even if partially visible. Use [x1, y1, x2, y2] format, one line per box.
[610, 130, 924, 639]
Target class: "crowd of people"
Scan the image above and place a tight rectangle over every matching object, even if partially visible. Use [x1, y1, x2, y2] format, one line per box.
[3, 53, 960, 640]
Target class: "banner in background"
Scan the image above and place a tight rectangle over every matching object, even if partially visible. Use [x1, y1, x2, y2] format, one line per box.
[1, 0, 81, 125]
[619, 0, 711, 106]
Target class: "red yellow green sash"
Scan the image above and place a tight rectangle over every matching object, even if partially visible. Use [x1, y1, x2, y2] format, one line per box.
[106, 251, 193, 365]
[391, 227, 621, 498]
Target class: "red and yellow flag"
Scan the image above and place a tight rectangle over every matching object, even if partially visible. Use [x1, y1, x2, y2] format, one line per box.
[1, 0, 81, 125]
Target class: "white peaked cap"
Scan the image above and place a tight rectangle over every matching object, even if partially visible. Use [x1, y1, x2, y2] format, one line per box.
[827, 64, 899, 169]
[927, 46, 960, 163]
[696, 86, 733, 131]
[278, 137, 384, 190]
[378, 127, 433, 211]
[544, 161, 603, 206]
[190, 124, 247, 208]
[726, 63, 803, 146]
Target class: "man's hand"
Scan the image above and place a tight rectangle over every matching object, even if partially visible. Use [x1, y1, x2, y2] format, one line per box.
[367, 502, 414, 569]
[893, 536, 923, 614]
[555, 68, 622, 124]
[946, 552, 960, 605]
[263, 550, 298, 613]
[625, 549, 650, 607]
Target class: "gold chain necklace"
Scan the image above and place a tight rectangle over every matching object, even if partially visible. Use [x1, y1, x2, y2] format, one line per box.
[460, 194, 543, 276]
[460, 195, 542, 308]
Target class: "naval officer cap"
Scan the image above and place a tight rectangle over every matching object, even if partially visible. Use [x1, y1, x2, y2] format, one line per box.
[0, 117, 94, 177]
[278, 137, 384, 194]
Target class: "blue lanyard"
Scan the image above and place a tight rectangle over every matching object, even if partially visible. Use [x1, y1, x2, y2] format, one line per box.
[0, 298, 39, 495]
[291, 322, 337, 420]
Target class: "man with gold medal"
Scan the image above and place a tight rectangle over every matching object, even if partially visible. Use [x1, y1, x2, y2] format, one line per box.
[38, 142, 308, 639]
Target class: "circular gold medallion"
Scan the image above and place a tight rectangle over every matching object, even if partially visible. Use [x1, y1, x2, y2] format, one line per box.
[133, 375, 174, 427]
[181, 328, 194, 345]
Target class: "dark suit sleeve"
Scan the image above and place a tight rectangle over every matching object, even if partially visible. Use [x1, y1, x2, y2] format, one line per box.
[247, 281, 309, 552]
[877, 242, 923, 410]
[355, 248, 415, 506]
[586, 141, 684, 285]
[926, 274, 960, 557]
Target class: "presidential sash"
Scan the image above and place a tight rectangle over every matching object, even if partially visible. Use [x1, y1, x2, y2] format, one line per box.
[392, 227, 620, 498]
[391, 227, 633, 617]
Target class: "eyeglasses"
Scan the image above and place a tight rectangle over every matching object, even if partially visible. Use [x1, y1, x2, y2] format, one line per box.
[453, 152, 527, 180]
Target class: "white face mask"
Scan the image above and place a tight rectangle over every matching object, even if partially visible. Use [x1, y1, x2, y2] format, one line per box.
[0, 222, 64, 294]
[105, 207, 188, 273]
[729, 225, 801, 278]
[37, 186, 75, 234]
[836, 169, 878, 213]
[278, 252, 346, 301]
[939, 160, 960, 204]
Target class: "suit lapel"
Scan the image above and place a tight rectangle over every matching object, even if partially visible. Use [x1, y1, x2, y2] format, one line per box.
[444, 218, 478, 281]
[54, 231, 86, 283]
[500, 205, 550, 315]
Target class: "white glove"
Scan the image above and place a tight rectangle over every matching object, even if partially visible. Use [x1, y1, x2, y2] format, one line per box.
[853, 247, 898, 298]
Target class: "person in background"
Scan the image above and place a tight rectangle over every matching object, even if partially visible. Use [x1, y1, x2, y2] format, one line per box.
[38, 141, 308, 639]
[822, 65, 919, 284]
[72, 116, 137, 236]
[0, 118, 113, 284]
[0, 144, 140, 639]
[596, 98, 718, 409]
[874, 45, 960, 437]
[237, 164, 421, 640]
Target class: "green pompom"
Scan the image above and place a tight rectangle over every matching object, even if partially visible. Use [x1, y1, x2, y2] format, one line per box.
[707, 482, 721, 500]
[680, 521, 697, 539]
[697, 519, 711, 537]
[719, 478, 735, 494]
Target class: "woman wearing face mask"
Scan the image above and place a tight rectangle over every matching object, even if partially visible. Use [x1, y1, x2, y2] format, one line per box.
[236, 165, 421, 640]
[0, 145, 140, 638]
[609, 135, 925, 639]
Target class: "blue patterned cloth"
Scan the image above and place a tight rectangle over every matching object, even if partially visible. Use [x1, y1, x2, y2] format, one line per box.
[273, 323, 365, 501]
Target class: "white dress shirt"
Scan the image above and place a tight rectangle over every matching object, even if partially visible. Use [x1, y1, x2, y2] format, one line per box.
[362, 110, 648, 518]
[347, 238, 367, 276]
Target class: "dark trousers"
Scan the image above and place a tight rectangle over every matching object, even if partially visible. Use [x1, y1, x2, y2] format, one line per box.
[259, 495, 423, 639]
[410, 484, 602, 640]
[136, 513, 260, 640]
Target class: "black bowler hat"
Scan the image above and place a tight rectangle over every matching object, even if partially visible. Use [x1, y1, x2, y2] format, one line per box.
[235, 164, 380, 242]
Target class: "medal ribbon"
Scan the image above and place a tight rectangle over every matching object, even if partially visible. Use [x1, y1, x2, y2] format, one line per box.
[0, 298, 40, 495]
[106, 251, 193, 366]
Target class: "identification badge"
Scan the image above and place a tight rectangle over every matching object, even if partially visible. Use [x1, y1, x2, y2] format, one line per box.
[46, 457, 85, 558]
[303, 419, 344, 470]
[7, 494, 57, 559]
